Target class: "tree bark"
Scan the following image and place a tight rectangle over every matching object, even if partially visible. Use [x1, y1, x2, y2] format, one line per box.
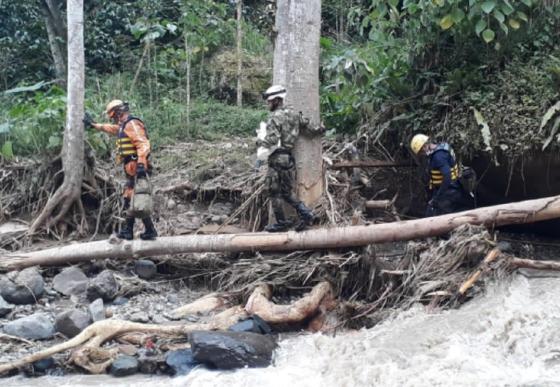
[236, 0, 243, 107]
[9, 195, 560, 271]
[273, 0, 323, 205]
[29, 0, 84, 234]
[510, 257, 560, 271]
[40, 0, 67, 84]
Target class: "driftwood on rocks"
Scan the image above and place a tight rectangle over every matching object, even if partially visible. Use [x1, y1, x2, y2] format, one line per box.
[3, 195, 560, 271]
[0, 281, 334, 375]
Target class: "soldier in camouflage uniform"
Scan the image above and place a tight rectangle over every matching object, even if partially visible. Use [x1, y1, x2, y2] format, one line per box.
[257, 85, 324, 232]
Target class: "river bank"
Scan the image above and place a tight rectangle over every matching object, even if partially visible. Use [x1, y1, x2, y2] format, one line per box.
[4, 271, 560, 387]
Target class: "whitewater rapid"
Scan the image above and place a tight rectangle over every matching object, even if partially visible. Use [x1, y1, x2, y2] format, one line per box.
[6, 271, 560, 387]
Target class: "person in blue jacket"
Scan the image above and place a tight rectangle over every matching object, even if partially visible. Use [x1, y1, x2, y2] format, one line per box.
[410, 134, 474, 217]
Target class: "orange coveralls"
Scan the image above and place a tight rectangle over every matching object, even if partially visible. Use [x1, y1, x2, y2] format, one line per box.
[96, 115, 151, 200]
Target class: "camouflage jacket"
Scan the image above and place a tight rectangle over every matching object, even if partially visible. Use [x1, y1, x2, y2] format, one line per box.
[261, 106, 322, 154]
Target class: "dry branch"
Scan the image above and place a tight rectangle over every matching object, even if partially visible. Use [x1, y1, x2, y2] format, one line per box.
[458, 248, 501, 295]
[4, 195, 560, 271]
[510, 257, 560, 271]
[365, 200, 392, 210]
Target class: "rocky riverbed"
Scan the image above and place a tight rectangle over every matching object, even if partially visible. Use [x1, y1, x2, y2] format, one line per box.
[0, 258, 278, 378]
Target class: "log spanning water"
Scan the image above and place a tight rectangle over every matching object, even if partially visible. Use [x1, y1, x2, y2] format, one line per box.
[2, 195, 560, 271]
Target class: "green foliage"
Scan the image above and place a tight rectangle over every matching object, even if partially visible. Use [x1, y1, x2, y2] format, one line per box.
[0, 86, 66, 156]
[0, 71, 267, 158]
[145, 97, 267, 143]
[319, 0, 559, 133]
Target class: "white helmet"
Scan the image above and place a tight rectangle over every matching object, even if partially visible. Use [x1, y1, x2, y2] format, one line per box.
[263, 85, 287, 101]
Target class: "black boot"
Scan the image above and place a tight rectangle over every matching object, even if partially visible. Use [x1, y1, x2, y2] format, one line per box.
[117, 217, 134, 240]
[265, 204, 293, 232]
[140, 217, 158, 240]
[264, 220, 293, 232]
[294, 202, 315, 231]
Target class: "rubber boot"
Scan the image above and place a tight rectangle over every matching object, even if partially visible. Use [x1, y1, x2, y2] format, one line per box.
[117, 217, 134, 240]
[140, 217, 158, 240]
[265, 205, 292, 232]
[294, 202, 315, 231]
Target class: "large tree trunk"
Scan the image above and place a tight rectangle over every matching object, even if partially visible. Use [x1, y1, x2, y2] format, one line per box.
[8, 195, 560, 271]
[29, 0, 84, 234]
[41, 0, 67, 84]
[273, 0, 323, 205]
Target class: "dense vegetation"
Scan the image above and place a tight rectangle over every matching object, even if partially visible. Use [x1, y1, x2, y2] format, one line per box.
[1, 0, 558, 159]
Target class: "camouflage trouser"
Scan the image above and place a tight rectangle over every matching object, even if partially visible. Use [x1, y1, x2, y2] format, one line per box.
[266, 151, 301, 214]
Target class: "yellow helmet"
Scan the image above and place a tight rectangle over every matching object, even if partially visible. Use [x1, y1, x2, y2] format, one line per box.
[105, 99, 125, 118]
[410, 134, 429, 155]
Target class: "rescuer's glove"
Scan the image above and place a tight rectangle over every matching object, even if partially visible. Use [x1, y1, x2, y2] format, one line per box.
[136, 163, 147, 179]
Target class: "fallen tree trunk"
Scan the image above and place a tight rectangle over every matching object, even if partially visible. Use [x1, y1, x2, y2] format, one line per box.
[330, 160, 413, 169]
[3, 195, 560, 271]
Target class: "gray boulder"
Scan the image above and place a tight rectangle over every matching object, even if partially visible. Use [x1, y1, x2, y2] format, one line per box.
[138, 349, 164, 374]
[3, 313, 54, 340]
[0, 267, 44, 304]
[55, 310, 92, 338]
[53, 267, 89, 296]
[110, 355, 138, 377]
[86, 270, 118, 302]
[134, 260, 157, 280]
[88, 298, 105, 322]
[190, 331, 277, 369]
[0, 295, 14, 317]
[165, 349, 199, 375]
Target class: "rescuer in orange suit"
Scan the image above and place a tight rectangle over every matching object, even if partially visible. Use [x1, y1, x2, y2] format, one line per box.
[83, 100, 157, 240]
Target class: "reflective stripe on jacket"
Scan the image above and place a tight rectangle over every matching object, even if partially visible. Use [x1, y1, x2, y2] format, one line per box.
[428, 143, 459, 190]
[115, 116, 147, 162]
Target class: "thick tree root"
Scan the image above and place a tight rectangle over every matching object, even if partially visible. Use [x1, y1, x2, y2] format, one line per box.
[245, 282, 335, 324]
[170, 293, 229, 319]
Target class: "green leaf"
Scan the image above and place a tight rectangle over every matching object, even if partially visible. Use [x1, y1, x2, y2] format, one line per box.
[482, 28, 495, 43]
[434, 0, 445, 7]
[499, 21, 509, 34]
[388, 0, 399, 7]
[475, 19, 487, 36]
[473, 109, 492, 151]
[539, 101, 560, 132]
[521, 0, 532, 6]
[1, 141, 13, 159]
[0, 122, 10, 134]
[451, 8, 465, 23]
[508, 18, 520, 29]
[517, 11, 528, 22]
[543, 116, 560, 150]
[493, 10, 505, 23]
[501, 1, 514, 15]
[47, 135, 61, 149]
[320, 37, 333, 49]
[166, 23, 178, 34]
[439, 15, 454, 30]
[481, 0, 496, 14]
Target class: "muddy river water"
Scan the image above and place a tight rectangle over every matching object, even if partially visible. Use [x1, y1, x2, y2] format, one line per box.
[5, 272, 560, 387]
